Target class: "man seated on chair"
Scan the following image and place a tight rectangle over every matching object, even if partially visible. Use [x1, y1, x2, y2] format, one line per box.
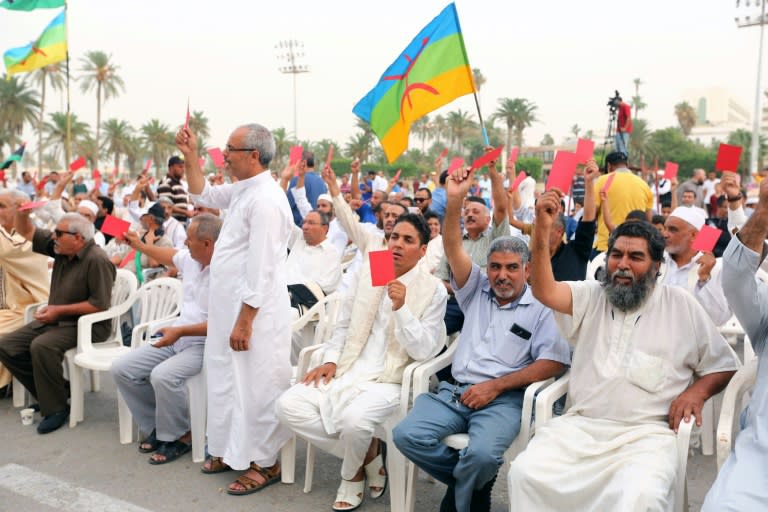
[392, 164, 570, 512]
[507, 192, 739, 511]
[276, 213, 448, 512]
[111, 213, 222, 464]
[0, 212, 115, 434]
[702, 176, 768, 511]
[0, 189, 49, 395]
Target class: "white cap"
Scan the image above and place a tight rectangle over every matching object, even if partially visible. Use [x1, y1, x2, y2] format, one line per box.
[669, 206, 707, 231]
[317, 193, 332, 204]
[78, 199, 99, 216]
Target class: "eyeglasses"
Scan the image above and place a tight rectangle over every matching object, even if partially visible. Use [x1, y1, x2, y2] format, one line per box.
[225, 144, 258, 153]
[54, 229, 78, 237]
[414, 198, 428, 203]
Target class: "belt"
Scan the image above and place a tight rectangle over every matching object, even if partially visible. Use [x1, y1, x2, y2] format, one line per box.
[445, 376, 472, 387]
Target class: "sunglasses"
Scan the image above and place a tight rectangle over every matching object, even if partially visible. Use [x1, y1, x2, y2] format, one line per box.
[54, 229, 78, 237]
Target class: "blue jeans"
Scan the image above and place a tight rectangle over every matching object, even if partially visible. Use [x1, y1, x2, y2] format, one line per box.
[614, 132, 629, 156]
[393, 381, 524, 512]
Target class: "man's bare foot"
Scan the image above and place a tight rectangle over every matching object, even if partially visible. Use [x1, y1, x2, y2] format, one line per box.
[149, 432, 191, 463]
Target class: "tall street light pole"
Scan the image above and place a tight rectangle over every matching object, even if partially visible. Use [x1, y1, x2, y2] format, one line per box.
[736, 0, 767, 178]
[275, 40, 309, 141]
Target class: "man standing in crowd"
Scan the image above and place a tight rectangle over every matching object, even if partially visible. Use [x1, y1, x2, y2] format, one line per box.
[156, 156, 191, 223]
[176, 124, 293, 495]
[676, 168, 706, 209]
[16, 171, 35, 199]
[414, 187, 432, 215]
[615, 95, 632, 156]
[0, 211, 115, 434]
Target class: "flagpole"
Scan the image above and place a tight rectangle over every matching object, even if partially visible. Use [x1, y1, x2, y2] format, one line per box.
[64, 1, 71, 172]
[472, 91, 490, 146]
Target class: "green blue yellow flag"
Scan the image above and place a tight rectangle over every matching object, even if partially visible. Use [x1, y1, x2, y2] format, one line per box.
[0, 0, 64, 11]
[3, 9, 67, 78]
[353, 3, 476, 162]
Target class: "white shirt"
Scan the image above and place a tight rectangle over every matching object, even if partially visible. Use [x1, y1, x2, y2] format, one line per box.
[286, 225, 342, 294]
[660, 252, 731, 326]
[421, 234, 444, 274]
[171, 249, 210, 350]
[290, 186, 347, 259]
[164, 216, 187, 249]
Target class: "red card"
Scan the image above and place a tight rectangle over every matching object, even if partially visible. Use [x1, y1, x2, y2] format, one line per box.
[508, 147, 519, 164]
[325, 145, 334, 167]
[601, 172, 617, 194]
[546, 151, 578, 192]
[18, 200, 48, 211]
[447, 157, 465, 174]
[575, 138, 595, 164]
[470, 145, 504, 170]
[715, 143, 742, 173]
[664, 162, 679, 180]
[69, 156, 86, 171]
[509, 171, 527, 192]
[112, 168, 119, 177]
[207, 148, 225, 168]
[100, 214, 131, 239]
[393, 169, 402, 182]
[143, 159, 152, 174]
[93, 169, 101, 179]
[369, 250, 396, 287]
[36, 176, 48, 191]
[289, 145, 304, 166]
[692, 225, 723, 253]
[439, 148, 449, 159]
[184, 98, 190, 130]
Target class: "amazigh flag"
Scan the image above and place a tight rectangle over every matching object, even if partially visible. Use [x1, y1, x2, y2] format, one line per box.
[0, 0, 64, 10]
[0, 143, 25, 170]
[353, 3, 476, 162]
[3, 9, 66, 78]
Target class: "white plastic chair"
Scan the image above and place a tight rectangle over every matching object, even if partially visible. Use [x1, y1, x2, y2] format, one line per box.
[715, 358, 758, 470]
[531, 372, 694, 512]
[403, 341, 554, 512]
[295, 341, 433, 512]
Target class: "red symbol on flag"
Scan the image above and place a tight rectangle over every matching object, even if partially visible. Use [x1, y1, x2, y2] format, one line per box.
[383, 37, 439, 122]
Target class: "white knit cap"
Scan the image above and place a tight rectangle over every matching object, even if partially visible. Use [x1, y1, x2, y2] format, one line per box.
[78, 199, 99, 216]
[317, 193, 332, 204]
[669, 206, 707, 231]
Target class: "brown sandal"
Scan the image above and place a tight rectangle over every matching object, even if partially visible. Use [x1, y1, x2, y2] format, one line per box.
[201, 456, 232, 474]
[226, 462, 281, 496]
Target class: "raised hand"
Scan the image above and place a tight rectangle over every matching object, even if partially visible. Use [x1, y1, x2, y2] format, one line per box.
[322, 163, 340, 196]
[175, 127, 198, 158]
[535, 190, 562, 230]
[584, 159, 600, 183]
[445, 166, 475, 201]
[720, 172, 740, 198]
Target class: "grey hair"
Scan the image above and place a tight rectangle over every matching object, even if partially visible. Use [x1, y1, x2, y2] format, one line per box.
[308, 209, 331, 226]
[487, 236, 530, 264]
[240, 123, 275, 167]
[0, 188, 30, 203]
[552, 213, 567, 232]
[156, 196, 174, 206]
[60, 212, 95, 241]
[190, 213, 222, 242]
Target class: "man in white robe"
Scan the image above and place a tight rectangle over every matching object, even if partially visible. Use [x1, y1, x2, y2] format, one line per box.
[508, 191, 739, 512]
[276, 211, 447, 511]
[176, 124, 293, 495]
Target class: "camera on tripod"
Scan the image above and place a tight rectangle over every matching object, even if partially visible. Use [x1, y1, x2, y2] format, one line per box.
[607, 91, 621, 113]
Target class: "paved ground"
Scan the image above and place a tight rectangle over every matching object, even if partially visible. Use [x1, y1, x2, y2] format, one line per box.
[1, 377, 721, 512]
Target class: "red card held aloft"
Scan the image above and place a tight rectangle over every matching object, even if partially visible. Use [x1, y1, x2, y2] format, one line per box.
[601, 172, 617, 194]
[508, 146, 519, 164]
[470, 145, 504, 170]
[100, 214, 131, 240]
[509, 171, 527, 192]
[143, 159, 152, 173]
[664, 162, 679, 180]
[692, 225, 723, 253]
[289, 145, 304, 166]
[575, 138, 595, 164]
[93, 169, 101, 179]
[715, 143, 742, 173]
[447, 157, 465, 174]
[369, 250, 396, 287]
[18, 200, 48, 211]
[439, 148, 449, 159]
[69, 156, 86, 171]
[184, 99, 190, 130]
[207, 148, 225, 168]
[392, 169, 402, 182]
[546, 151, 578, 193]
[325, 145, 334, 167]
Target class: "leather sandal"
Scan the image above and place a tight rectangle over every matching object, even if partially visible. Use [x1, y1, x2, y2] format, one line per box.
[332, 479, 365, 511]
[148, 440, 191, 465]
[138, 429, 159, 453]
[201, 456, 232, 474]
[226, 462, 281, 496]
[363, 443, 388, 499]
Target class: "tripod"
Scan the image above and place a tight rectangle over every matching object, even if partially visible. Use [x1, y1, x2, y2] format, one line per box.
[600, 107, 617, 170]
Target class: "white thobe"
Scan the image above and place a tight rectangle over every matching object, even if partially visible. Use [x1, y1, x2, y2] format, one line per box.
[420, 234, 444, 274]
[190, 171, 293, 470]
[659, 252, 731, 326]
[163, 217, 187, 249]
[286, 225, 341, 294]
[508, 281, 739, 512]
[290, 186, 348, 259]
[276, 264, 447, 479]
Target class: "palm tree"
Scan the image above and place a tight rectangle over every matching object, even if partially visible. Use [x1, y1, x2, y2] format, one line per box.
[571, 124, 581, 139]
[0, 75, 40, 154]
[345, 132, 373, 162]
[43, 112, 90, 167]
[492, 97, 538, 150]
[76, 134, 101, 170]
[412, 115, 431, 150]
[631, 78, 646, 119]
[271, 127, 292, 168]
[432, 114, 447, 146]
[540, 133, 555, 146]
[628, 119, 653, 164]
[78, 51, 126, 169]
[101, 119, 134, 174]
[446, 109, 476, 154]
[472, 68, 486, 92]
[31, 64, 65, 170]
[123, 135, 145, 176]
[674, 102, 697, 136]
[187, 110, 210, 153]
[141, 120, 175, 175]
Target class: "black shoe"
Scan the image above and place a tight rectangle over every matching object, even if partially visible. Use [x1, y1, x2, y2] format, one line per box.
[439, 485, 457, 512]
[37, 408, 69, 434]
[470, 474, 497, 512]
[29, 403, 40, 412]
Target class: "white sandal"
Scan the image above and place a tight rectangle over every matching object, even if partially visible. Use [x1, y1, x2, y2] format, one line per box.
[364, 450, 388, 499]
[332, 479, 365, 511]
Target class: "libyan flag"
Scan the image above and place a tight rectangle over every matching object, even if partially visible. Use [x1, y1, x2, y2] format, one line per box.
[0, 0, 64, 10]
[0, 144, 25, 170]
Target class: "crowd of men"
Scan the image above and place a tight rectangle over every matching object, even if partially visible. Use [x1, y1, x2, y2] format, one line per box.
[0, 121, 766, 512]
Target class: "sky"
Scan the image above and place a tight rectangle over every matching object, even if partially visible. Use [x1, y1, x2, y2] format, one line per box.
[0, 0, 765, 160]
